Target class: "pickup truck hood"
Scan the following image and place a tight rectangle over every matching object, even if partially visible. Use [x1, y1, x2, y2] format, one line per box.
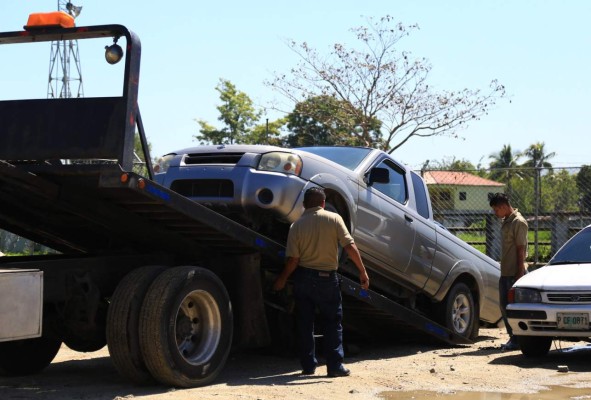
[515, 263, 591, 291]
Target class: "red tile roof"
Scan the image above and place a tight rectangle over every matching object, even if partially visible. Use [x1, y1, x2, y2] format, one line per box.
[423, 171, 505, 187]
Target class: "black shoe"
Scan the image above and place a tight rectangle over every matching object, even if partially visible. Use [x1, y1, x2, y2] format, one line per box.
[301, 368, 316, 375]
[327, 367, 350, 377]
[501, 338, 520, 351]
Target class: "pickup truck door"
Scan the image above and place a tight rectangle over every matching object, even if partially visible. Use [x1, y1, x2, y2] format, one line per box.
[356, 159, 416, 278]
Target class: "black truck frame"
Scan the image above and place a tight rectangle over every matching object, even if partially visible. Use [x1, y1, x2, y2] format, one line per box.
[0, 23, 469, 388]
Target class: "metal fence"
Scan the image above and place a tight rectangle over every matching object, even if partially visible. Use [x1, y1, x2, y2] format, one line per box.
[2, 165, 591, 264]
[423, 166, 591, 265]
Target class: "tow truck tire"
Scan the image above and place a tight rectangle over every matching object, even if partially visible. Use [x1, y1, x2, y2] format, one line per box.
[516, 336, 552, 357]
[0, 335, 62, 376]
[106, 265, 167, 384]
[139, 266, 233, 388]
[441, 282, 476, 340]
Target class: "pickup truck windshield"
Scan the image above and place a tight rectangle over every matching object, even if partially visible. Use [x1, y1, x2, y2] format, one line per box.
[296, 146, 372, 171]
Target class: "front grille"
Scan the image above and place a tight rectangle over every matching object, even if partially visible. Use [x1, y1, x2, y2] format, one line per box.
[171, 179, 234, 198]
[546, 292, 591, 303]
[184, 152, 245, 165]
[507, 310, 547, 320]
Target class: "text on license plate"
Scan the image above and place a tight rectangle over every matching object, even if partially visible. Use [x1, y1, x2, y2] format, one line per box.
[556, 313, 589, 330]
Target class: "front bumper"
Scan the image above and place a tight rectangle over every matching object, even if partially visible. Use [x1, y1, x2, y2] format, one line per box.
[507, 303, 591, 338]
[160, 165, 311, 223]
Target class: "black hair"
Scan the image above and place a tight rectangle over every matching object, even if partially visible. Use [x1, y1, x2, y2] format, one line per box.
[303, 187, 326, 208]
[489, 192, 510, 207]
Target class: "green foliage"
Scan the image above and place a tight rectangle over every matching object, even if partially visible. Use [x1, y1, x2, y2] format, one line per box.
[541, 169, 578, 212]
[133, 132, 152, 176]
[246, 117, 288, 146]
[195, 79, 262, 145]
[285, 95, 381, 147]
[576, 165, 591, 212]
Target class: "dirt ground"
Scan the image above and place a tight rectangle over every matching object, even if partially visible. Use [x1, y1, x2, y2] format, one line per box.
[1, 327, 591, 400]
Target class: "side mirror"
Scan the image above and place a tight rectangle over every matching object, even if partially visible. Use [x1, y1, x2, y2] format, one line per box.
[368, 167, 389, 185]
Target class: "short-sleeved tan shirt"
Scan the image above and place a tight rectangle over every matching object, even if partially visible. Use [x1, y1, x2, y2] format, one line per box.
[500, 209, 528, 277]
[285, 206, 354, 271]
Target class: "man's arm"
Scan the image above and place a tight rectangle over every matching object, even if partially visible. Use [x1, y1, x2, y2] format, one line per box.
[344, 243, 369, 289]
[273, 256, 300, 291]
[515, 244, 526, 279]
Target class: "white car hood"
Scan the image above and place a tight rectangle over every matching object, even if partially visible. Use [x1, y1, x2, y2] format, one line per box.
[516, 263, 591, 291]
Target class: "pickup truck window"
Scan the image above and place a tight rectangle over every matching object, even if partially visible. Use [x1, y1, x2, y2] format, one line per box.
[372, 159, 407, 204]
[411, 171, 430, 219]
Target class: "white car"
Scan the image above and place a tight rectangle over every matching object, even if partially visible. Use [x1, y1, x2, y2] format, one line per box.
[507, 225, 591, 356]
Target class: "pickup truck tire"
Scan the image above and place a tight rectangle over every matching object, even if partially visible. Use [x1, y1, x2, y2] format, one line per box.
[106, 265, 167, 384]
[441, 282, 476, 339]
[139, 266, 233, 388]
[515, 336, 552, 357]
[0, 335, 62, 376]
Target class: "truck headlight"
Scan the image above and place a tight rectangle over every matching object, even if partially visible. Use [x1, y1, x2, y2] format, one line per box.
[512, 288, 542, 303]
[257, 152, 302, 176]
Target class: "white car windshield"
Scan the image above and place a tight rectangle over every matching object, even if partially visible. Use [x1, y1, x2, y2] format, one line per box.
[548, 226, 591, 265]
[296, 147, 373, 171]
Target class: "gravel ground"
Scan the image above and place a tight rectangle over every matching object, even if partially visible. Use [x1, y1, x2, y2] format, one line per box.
[1, 328, 591, 400]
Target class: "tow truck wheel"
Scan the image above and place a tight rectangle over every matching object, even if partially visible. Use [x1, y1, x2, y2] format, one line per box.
[139, 266, 233, 388]
[516, 336, 552, 357]
[106, 265, 167, 384]
[0, 335, 62, 376]
[441, 282, 476, 339]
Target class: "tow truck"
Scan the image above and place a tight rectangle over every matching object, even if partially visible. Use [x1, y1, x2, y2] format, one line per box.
[0, 13, 471, 387]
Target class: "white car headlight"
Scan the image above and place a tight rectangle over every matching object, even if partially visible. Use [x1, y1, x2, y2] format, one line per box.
[154, 154, 175, 174]
[513, 288, 542, 303]
[257, 152, 302, 176]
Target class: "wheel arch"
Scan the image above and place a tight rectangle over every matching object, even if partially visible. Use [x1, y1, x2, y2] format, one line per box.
[434, 261, 483, 308]
[324, 188, 352, 232]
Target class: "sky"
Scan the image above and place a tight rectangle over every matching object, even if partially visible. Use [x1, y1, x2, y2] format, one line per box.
[1, 1, 590, 171]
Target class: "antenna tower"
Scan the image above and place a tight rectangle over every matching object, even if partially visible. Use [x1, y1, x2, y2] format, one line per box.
[47, 1, 84, 98]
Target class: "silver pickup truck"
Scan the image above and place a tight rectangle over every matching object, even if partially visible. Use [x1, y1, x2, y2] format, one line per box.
[155, 145, 501, 339]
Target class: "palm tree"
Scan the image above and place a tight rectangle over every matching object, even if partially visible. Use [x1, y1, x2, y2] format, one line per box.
[521, 142, 556, 173]
[522, 142, 556, 264]
[488, 144, 523, 196]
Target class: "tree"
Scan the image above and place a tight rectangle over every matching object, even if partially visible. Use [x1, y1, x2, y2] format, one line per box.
[543, 170, 578, 212]
[246, 117, 288, 147]
[268, 15, 506, 153]
[195, 79, 262, 145]
[285, 95, 381, 147]
[488, 144, 524, 196]
[521, 142, 556, 173]
[576, 165, 591, 212]
[427, 157, 478, 171]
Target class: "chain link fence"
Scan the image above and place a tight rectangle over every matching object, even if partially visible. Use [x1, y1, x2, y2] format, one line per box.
[2, 165, 591, 264]
[423, 166, 591, 266]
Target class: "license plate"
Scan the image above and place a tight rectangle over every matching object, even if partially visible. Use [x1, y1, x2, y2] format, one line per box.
[556, 313, 589, 330]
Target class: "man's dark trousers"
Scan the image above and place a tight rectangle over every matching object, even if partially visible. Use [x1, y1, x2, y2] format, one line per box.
[293, 267, 344, 373]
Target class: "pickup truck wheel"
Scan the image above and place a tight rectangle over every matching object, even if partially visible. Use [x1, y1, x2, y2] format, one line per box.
[441, 282, 476, 339]
[0, 335, 62, 376]
[106, 265, 166, 384]
[516, 336, 552, 357]
[139, 266, 233, 388]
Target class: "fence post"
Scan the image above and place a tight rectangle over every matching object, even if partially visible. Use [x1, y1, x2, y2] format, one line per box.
[551, 213, 569, 256]
[486, 213, 501, 260]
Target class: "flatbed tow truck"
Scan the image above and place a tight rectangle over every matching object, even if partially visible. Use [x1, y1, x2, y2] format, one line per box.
[0, 19, 470, 387]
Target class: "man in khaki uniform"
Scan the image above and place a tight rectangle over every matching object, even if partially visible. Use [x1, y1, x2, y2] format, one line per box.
[273, 187, 369, 377]
[489, 192, 528, 351]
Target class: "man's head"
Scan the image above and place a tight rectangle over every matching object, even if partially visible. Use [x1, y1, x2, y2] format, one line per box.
[489, 192, 512, 219]
[303, 187, 326, 209]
